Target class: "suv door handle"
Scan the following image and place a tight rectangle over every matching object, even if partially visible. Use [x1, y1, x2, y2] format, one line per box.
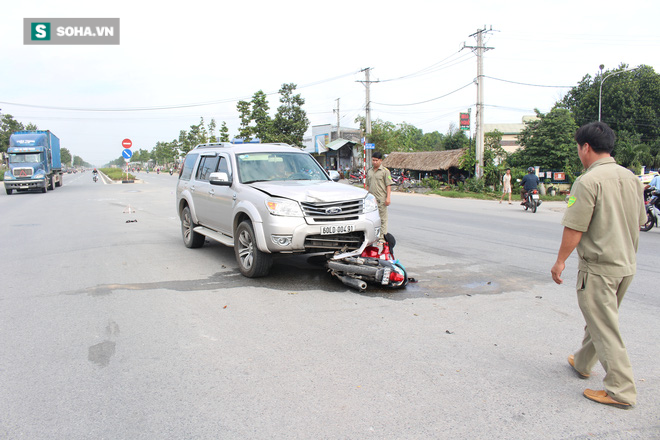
[208, 189, 214, 196]
[190, 185, 196, 192]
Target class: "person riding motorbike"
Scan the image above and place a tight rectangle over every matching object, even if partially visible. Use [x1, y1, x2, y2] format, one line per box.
[644, 174, 660, 201]
[521, 166, 540, 205]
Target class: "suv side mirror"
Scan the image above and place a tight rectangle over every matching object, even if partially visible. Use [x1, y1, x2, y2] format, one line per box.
[209, 171, 231, 186]
[328, 170, 340, 182]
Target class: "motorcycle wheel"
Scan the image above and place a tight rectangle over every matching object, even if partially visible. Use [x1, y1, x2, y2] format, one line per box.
[531, 199, 537, 213]
[640, 211, 654, 232]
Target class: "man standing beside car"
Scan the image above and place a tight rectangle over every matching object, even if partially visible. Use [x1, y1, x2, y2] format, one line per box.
[365, 151, 393, 240]
[551, 121, 646, 409]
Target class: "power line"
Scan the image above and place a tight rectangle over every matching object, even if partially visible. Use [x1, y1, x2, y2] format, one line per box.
[378, 52, 474, 83]
[372, 82, 474, 107]
[484, 76, 573, 88]
[0, 70, 360, 112]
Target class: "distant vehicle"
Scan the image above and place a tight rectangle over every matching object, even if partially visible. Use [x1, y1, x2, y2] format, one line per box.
[4, 131, 63, 195]
[176, 142, 380, 277]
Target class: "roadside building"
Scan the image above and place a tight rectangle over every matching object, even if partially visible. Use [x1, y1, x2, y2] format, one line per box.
[303, 124, 363, 172]
[484, 115, 538, 154]
[382, 149, 467, 182]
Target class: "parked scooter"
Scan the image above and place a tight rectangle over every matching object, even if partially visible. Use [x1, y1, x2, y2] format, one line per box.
[522, 189, 541, 213]
[326, 233, 408, 291]
[641, 188, 660, 232]
[348, 170, 365, 184]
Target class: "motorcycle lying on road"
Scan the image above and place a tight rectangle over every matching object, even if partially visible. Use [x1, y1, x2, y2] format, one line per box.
[641, 188, 660, 232]
[522, 189, 541, 213]
[326, 233, 408, 291]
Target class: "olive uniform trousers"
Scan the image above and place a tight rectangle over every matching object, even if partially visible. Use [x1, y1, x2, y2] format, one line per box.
[573, 271, 637, 405]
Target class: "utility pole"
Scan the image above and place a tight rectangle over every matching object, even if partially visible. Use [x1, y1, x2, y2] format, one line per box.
[358, 67, 378, 172]
[462, 26, 495, 179]
[334, 98, 341, 139]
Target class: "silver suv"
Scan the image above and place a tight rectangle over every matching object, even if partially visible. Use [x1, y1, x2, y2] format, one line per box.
[176, 142, 380, 277]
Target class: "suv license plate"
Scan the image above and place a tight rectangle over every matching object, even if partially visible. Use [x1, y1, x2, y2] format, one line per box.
[321, 224, 354, 235]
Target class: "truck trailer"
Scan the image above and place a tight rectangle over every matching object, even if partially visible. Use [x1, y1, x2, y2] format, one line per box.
[4, 131, 63, 195]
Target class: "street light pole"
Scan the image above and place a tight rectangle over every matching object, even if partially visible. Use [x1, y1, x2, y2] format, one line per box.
[598, 66, 638, 122]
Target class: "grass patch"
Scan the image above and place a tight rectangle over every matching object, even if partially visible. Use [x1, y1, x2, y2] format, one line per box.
[428, 189, 567, 202]
[100, 168, 136, 181]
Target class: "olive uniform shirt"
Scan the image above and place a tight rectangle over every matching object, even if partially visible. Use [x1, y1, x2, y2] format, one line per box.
[366, 166, 393, 203]
[562, 157, 646, 277]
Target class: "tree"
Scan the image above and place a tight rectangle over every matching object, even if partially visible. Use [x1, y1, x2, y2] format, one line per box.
[614, 130, 649, 173]
[421, 131, 445, 151]
[1, 113, 32, 153]
[60, 147, 72, 167]
[512, 108, 580, 172]
[251, 90, 273, 142]
[354, 117, 398, 154]
[132, 148, 151, 164]
[443, 123, 470, 150]
[459, 130, 506, 186]
[152, 141, 177, 165]
[208, 118, 217, 143]
[219, 121, 230, 142]
[236, 100, 252, 141]
[559, 64, 660, 168]
[272, 83, 309, 147]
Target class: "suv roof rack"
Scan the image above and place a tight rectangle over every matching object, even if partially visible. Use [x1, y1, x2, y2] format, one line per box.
[193, 142, 232, 149]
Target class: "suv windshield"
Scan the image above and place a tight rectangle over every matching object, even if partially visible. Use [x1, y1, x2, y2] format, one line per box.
[237, 152, 328, 183]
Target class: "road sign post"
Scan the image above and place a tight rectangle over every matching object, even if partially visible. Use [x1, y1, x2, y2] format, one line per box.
[122, 148, 133, 182]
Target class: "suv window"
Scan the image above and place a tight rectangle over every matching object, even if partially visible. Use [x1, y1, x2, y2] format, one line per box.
[179, 153, 199, 180]
[196, 156, 219, 181]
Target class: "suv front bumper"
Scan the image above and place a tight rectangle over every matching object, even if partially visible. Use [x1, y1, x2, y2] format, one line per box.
[256, 211, 381, 253]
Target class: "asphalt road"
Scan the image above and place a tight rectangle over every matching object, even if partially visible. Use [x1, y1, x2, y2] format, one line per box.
[1, 172, 658, 439]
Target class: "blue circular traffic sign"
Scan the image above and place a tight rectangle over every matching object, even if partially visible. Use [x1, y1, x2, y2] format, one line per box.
[122, 148, 133, 159]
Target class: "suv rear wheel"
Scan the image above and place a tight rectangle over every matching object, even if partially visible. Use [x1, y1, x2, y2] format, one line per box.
[181, 206, 205, 248]
[235, 220, 272, 277]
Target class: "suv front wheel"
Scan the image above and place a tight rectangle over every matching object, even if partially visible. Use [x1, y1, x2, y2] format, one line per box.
[235, 220, 272, 277]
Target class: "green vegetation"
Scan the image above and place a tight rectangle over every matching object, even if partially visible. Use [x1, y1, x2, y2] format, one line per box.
[100, 168, 135, 181]
[107, 82, 310, 168]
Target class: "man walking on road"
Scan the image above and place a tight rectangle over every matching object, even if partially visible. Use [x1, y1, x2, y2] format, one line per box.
[551, 122, 646, 409]
[365, 151, 393, 240]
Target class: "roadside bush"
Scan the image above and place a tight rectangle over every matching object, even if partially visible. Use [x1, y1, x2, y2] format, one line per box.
[420, 177, 441, 190]
[464, 177, 486, 193]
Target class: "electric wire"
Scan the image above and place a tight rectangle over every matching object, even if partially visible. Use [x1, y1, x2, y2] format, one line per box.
[0, 70, 360, 112]
[372, 82, 474, 107]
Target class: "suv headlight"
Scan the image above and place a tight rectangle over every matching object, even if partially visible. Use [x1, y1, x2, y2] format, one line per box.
[364, 193, 378, 213]
[265, 198, 303, 217]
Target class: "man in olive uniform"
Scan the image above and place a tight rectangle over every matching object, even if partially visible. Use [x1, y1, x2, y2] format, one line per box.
[365, 151, 393, 240]
[551, 122, 646, 409]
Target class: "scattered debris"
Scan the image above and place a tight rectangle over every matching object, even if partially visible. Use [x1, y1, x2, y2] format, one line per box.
[125, 220, 137, 223]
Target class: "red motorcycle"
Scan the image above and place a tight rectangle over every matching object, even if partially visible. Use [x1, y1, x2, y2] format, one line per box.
[348, 170, 365, 184]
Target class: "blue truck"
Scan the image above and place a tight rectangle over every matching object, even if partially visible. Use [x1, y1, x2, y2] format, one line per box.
[4, 131, 63, 195]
